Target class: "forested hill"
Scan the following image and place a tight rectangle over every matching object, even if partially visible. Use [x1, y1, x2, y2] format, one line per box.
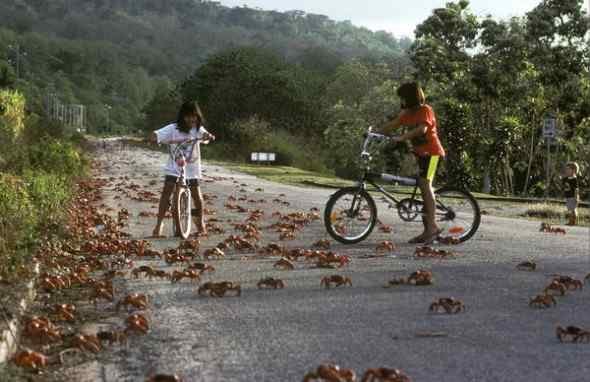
[0, 0, 410, 78]
[0, 0, 410, 132]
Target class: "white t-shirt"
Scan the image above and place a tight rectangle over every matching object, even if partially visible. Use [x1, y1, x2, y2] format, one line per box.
[154, 123, 209, 179]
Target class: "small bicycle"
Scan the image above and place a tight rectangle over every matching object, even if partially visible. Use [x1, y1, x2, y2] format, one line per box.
[167, 137, 205, 239]
[324, 127, 481, 244]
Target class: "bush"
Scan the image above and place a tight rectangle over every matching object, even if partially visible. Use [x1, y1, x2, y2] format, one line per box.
[29, 140, 85, 175]
[0, 173, 36, 268]
[226, 115, 272, 159]
[264, 130, 330, 173]
[203, 116, 331, 174]
[0, 169, 75, 276]
[0, 89, 26, 169]
[0, 89, 25, 145]
[23, 170, 70, 235]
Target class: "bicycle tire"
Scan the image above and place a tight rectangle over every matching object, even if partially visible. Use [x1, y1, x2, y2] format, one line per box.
[434, 186, 480, 243]
[173, 187, 192, 239]
[324, 187, 377, 244]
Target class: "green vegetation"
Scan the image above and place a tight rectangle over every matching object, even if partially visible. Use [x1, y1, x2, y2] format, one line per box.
[0, 0, 408, 134]
[0, 88, 87, 279]
[0, 88, 25, 145]
[176, 1, 588, 199]
[216, 162, 354, 189]
[409, 0, 589, 198]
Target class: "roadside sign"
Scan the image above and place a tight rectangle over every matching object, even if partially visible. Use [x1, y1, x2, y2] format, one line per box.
[543, 116, 556, 138]
[250, 152, 277, 164]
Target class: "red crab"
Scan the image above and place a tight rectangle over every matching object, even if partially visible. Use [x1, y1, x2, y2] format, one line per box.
[303, 364, 356, 382]
[320, 275, 352, 288]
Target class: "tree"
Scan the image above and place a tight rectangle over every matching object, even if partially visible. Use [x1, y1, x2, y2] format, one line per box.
[141, 81, 180, 134]
[0, 60, 16, 88]
[181, 47, 325, 140]
[436, 98, 474, 188]
[526, 0, 589, 119]
[410, 0, 479, 87]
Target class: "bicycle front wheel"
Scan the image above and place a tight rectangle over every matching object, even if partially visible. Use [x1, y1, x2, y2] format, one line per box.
[434, 187, 480, 243]
[173, 187, 192, 239]
[324, 187, 377, 244]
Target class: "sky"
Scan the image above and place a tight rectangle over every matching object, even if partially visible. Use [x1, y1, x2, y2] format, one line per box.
[216, 0, 568, 38]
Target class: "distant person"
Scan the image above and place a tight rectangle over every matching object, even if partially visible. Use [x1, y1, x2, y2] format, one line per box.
[378, 82, 446, 244]
[149, 101, 215, 237]
[562, 161, 580, 226]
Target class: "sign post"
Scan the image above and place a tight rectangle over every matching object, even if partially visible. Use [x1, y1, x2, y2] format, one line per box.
[543, 115, 557, 199]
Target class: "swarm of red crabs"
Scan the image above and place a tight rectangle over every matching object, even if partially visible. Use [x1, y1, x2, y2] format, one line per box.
[10, 175, 162, 374]
[14, 149, 589, 381]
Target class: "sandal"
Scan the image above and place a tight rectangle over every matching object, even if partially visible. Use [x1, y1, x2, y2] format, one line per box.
[422, 229, 444, 245]
[408, 234, 426, 244]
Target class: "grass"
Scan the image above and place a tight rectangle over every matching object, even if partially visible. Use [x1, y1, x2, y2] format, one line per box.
[210, 161, 355, 188]
[212, 161, 417, 195]
[521, 202, 589, 226]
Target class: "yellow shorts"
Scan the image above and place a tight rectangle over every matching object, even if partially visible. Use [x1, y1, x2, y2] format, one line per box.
[417, 155, 440, 181]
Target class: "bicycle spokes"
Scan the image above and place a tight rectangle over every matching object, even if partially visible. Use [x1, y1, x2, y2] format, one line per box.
[324, 188, 377, 244]
[434, 188, 480, 242]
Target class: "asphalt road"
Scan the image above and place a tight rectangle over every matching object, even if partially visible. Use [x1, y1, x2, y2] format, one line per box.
[67, 140, 590, 382]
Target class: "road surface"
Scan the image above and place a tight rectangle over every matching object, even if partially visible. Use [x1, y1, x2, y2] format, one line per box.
[66, 140, 590, 382]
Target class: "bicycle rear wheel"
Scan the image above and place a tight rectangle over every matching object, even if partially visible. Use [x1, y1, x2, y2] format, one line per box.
[434, 187, 480, 242]
[324, 187, 377, 244]
[173, 187, 192, 239]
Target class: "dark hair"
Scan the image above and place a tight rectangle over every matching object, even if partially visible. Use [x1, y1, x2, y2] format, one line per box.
[176, 100, 204, 132]
[397, 82, 425, 109]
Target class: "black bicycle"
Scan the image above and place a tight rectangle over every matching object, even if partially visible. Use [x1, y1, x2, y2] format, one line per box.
[324, 127, 481, 244]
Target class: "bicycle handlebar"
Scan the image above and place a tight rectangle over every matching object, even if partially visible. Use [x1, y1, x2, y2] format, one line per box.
[361, 126, 394, 155]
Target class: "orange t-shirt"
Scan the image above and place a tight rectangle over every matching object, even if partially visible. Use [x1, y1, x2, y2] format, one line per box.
[398, 105, 445, 157]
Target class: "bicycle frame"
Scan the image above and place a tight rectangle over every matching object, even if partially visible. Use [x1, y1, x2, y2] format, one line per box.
[359, 171, 421, 208]
[353, 127, 456, 221]
[169, 137, 200, 188]
[168, 138, 200, 237]
[354, 127, 421, 208]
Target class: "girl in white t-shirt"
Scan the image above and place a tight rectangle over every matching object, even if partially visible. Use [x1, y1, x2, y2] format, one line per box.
[149, 101, 215, 237]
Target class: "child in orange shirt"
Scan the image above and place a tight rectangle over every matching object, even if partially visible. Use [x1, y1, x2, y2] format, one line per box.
[379, 82, 446, 243]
